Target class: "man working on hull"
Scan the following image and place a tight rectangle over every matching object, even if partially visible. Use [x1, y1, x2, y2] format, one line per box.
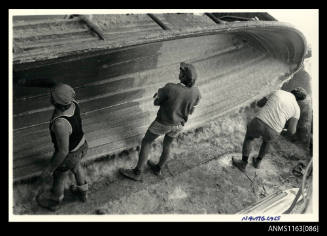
[119, 62, 201, 181]
[232, 87, 307, 172]
[37, 83, 89, 211]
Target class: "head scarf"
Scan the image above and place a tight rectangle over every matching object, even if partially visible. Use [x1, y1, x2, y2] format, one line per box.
[51, 83, 76, 105]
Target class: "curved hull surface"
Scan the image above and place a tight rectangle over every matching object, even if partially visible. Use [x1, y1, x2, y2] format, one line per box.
[12, 14, 307, 182]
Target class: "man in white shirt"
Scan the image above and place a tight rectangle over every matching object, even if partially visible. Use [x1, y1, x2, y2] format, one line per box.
[232, 87, 307, 172]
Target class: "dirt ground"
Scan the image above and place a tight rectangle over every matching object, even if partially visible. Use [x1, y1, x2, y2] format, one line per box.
[12, 103, 312, 215]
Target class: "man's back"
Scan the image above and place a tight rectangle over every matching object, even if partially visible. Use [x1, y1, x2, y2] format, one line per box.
[155, 83, 201, 126]
[256, 90, 300, 133]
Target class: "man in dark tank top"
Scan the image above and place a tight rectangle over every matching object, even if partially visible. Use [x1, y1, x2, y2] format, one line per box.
[36, 83, 88, 211]
[120, 62, 201, 181]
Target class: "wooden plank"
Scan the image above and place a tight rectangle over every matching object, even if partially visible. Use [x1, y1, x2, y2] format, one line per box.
[12, 101, 145, 149]
[15, 78, 266, 163]
[12, 41, 165, 99]
[13, 18, 80, 28]
[13, 32, 233, 73]
[12, 19, 307, 69]
[13, 110, 151, 157]
[14, 125, 147, 167]
[14, 121, 150, 166]
[12, 43, 270, 137]
[13, 20, 87, 39]
[13, 91, 137, 130]
[90, 14, 162, 32]
[13, 31, 233, 76]
[13, 101, 138, 136]
[13, 37, 250, 114]
[13, 29, 90, 41]
[13, 83, 158, 130]
[18, 37, 98, 51]
[12, 46, 266, 130]
[12, 33, 238, 101]
[102, 24, 163, 34]
[152, 13, 217, 30]
[13, 56, 289, 167]
[15, 32, 97, 51]
[96, 22, 161, 31]
[13, 133, 145, 182]
[102, 29, 163, 41]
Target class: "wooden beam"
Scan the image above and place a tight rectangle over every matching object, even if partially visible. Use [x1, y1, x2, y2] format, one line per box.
[205, 13, 226, 24]
[77, 15, 106, 40]
[147, 14, 170, 30]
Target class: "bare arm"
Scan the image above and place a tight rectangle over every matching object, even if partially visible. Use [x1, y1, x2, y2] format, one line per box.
[190, 94, 201, 115]
[257, 97, 268, 107]
[281, 117, 298, 137]
[41, 119, 70, 177]
[257, 92, 275, 108]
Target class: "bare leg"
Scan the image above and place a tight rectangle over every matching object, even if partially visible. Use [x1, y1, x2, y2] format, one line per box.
[120, 130, 159, 181]
[71, 163, 88, 202]
[157, 135, 174, 168]
[52, 170, 67, 199]
[36, 170, 66, 210]
[135, 130, 159, 172]
[242, 135, 255, 162]
[72, 163, 86, 186]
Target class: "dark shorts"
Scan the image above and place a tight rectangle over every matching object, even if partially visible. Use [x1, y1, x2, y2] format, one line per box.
[246, 118, 279, 142]
[56, 141, 88, 172]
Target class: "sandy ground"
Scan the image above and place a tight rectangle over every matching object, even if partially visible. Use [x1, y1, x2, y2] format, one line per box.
[12, 103, 312, 215]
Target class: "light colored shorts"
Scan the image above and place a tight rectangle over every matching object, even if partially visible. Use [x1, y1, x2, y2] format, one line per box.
[148, 120, 183, 138]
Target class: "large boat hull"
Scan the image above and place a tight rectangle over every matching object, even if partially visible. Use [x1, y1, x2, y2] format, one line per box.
[12, 14, 307, 182]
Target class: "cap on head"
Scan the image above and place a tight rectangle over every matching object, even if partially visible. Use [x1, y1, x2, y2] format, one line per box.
[180, 62, 197, 87]
[291, 87, 307, 101]
[51, 83, 76, 105]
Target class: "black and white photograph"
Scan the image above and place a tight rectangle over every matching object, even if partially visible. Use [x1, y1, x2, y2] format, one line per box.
[9, 9, 318, 224]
